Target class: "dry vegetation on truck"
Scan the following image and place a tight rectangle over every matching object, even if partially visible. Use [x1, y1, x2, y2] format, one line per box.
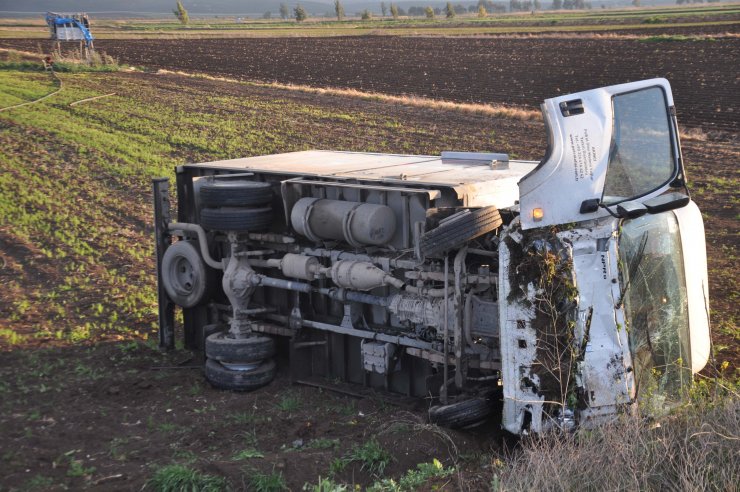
[0, 29, 737, 491]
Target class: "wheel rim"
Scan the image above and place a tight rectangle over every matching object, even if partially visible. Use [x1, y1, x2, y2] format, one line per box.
[170, 255, 196, 296]
[220, 360, 262, 371]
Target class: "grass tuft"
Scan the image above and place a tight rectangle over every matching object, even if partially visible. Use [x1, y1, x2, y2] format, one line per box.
[367, 459, 453, 491]
[277, 395, 301, 412]
[335, 439, 392, 477]
[248, 470, 288, 492]
[146, 464, 228, 492]
[302, 476, 350, 491]
[231, 448, 264, 460]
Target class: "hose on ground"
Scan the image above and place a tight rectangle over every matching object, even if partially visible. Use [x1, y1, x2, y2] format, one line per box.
[0, 67, 63, 113]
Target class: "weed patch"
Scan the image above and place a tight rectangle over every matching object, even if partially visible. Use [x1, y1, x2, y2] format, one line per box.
[333, 439, 392, 477]
[146, 464, 228, 492]
[248, 470, 288, 492]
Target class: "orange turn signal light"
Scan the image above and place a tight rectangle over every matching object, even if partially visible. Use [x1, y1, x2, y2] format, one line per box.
[533, 208, 544, 221]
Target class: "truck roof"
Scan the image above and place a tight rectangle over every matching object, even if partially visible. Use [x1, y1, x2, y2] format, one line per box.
[184, 150, 539, 208]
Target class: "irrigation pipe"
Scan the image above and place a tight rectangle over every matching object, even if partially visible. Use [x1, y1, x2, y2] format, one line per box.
[69, 92, 116, 107]
[0, 68, 63, 113]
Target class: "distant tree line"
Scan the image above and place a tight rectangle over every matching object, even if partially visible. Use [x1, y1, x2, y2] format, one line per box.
[551, 0, 593, 9]
[265, 0, 622, 22]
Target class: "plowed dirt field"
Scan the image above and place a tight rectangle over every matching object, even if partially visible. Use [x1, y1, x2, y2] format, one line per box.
[3, 35, 737, 131]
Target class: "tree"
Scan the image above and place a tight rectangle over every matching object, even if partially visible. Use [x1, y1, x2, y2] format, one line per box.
[478, 5, 487, 16]
[263, 11, 272, 19]
[279, 3, 289, 19]
[534, 0, 541, 9]
[294, 4, 307, 21]
[390, 3, 399, 18]
[381, 1, 388, 16]
[173, 1, 189, 25]
[552, 0, 563, 8]
[425, 6, 435, 18]
[632, 0, 640, 6]
[445, 2, 456, 18]
[361, 9, 372, 19]
[334, 0, 344, 20]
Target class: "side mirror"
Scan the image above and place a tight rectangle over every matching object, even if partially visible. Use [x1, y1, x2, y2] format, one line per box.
[644, 192, 690, 214]
[616, 201, 648, 219]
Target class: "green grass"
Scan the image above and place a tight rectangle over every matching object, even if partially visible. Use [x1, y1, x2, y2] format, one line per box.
[367, 459, 453, 491]
[306, 438, 340, 450]
[332, 439, 392, 477]
[277, 394, 301, 412]
[640, 34, 714, 42]
[0, 60, 44, 71]
[231, 448, 265, 460]
[23, 474, 55, 489]
[52, 61, 122, 73]
[248, 470, 288, 492]
[66, 460, 96, 478]
[146, 464, 228, 492]
[302, 477, 351, 492]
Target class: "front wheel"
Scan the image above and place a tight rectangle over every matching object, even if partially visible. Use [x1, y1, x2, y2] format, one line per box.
[429, 396, 494, 429]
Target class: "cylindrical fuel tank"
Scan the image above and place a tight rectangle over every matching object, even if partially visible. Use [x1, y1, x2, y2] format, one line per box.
[290, 197, 396, 246]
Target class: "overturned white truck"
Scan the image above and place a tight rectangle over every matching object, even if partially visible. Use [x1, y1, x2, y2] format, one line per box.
[153, 79, 710, 434]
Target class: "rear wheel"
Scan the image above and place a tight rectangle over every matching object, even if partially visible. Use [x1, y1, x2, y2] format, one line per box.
[200, 206, 272, 232]
[199, 180, 272, 208]
[204, 358, 276, 392]
[205, 332, 276, 363]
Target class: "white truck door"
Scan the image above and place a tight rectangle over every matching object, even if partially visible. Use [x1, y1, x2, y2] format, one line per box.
[519, 79, 684, 230]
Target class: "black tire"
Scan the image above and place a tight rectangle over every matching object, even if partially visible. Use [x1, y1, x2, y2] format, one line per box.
[205, 332, 276, 363]
[200, 206, 272, 232]
[429, 397, 494, 429]
[161, 240, 208, 308]
[204, 358, 276, 391]
[420, 206, 502, 257]
[200, 180, 272, 208]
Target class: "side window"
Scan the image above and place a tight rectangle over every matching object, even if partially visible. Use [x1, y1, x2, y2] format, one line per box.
[602, 87, 675, 205]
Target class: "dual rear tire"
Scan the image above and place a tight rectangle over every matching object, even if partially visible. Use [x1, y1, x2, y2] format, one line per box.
[199, 180, 273, 233]
[204, 331, 277, 392]
[198, 180, 277, 390]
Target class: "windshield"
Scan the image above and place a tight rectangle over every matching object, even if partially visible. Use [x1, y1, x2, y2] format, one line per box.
[619, 212, 691, 408]
[603, 87, 676, 205]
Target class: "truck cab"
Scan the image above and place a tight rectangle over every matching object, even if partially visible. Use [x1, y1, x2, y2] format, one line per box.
[153, 79, 710, 434]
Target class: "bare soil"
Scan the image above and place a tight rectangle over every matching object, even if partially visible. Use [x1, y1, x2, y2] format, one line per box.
[2, 35, 738, 131]
[0, 341, 504, 491]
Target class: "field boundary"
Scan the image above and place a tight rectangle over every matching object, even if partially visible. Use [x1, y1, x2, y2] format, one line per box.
[155, 69, 543, 121]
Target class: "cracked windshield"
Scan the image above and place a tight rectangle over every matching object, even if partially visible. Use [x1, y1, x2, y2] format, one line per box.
[619, 212, 691, 405]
